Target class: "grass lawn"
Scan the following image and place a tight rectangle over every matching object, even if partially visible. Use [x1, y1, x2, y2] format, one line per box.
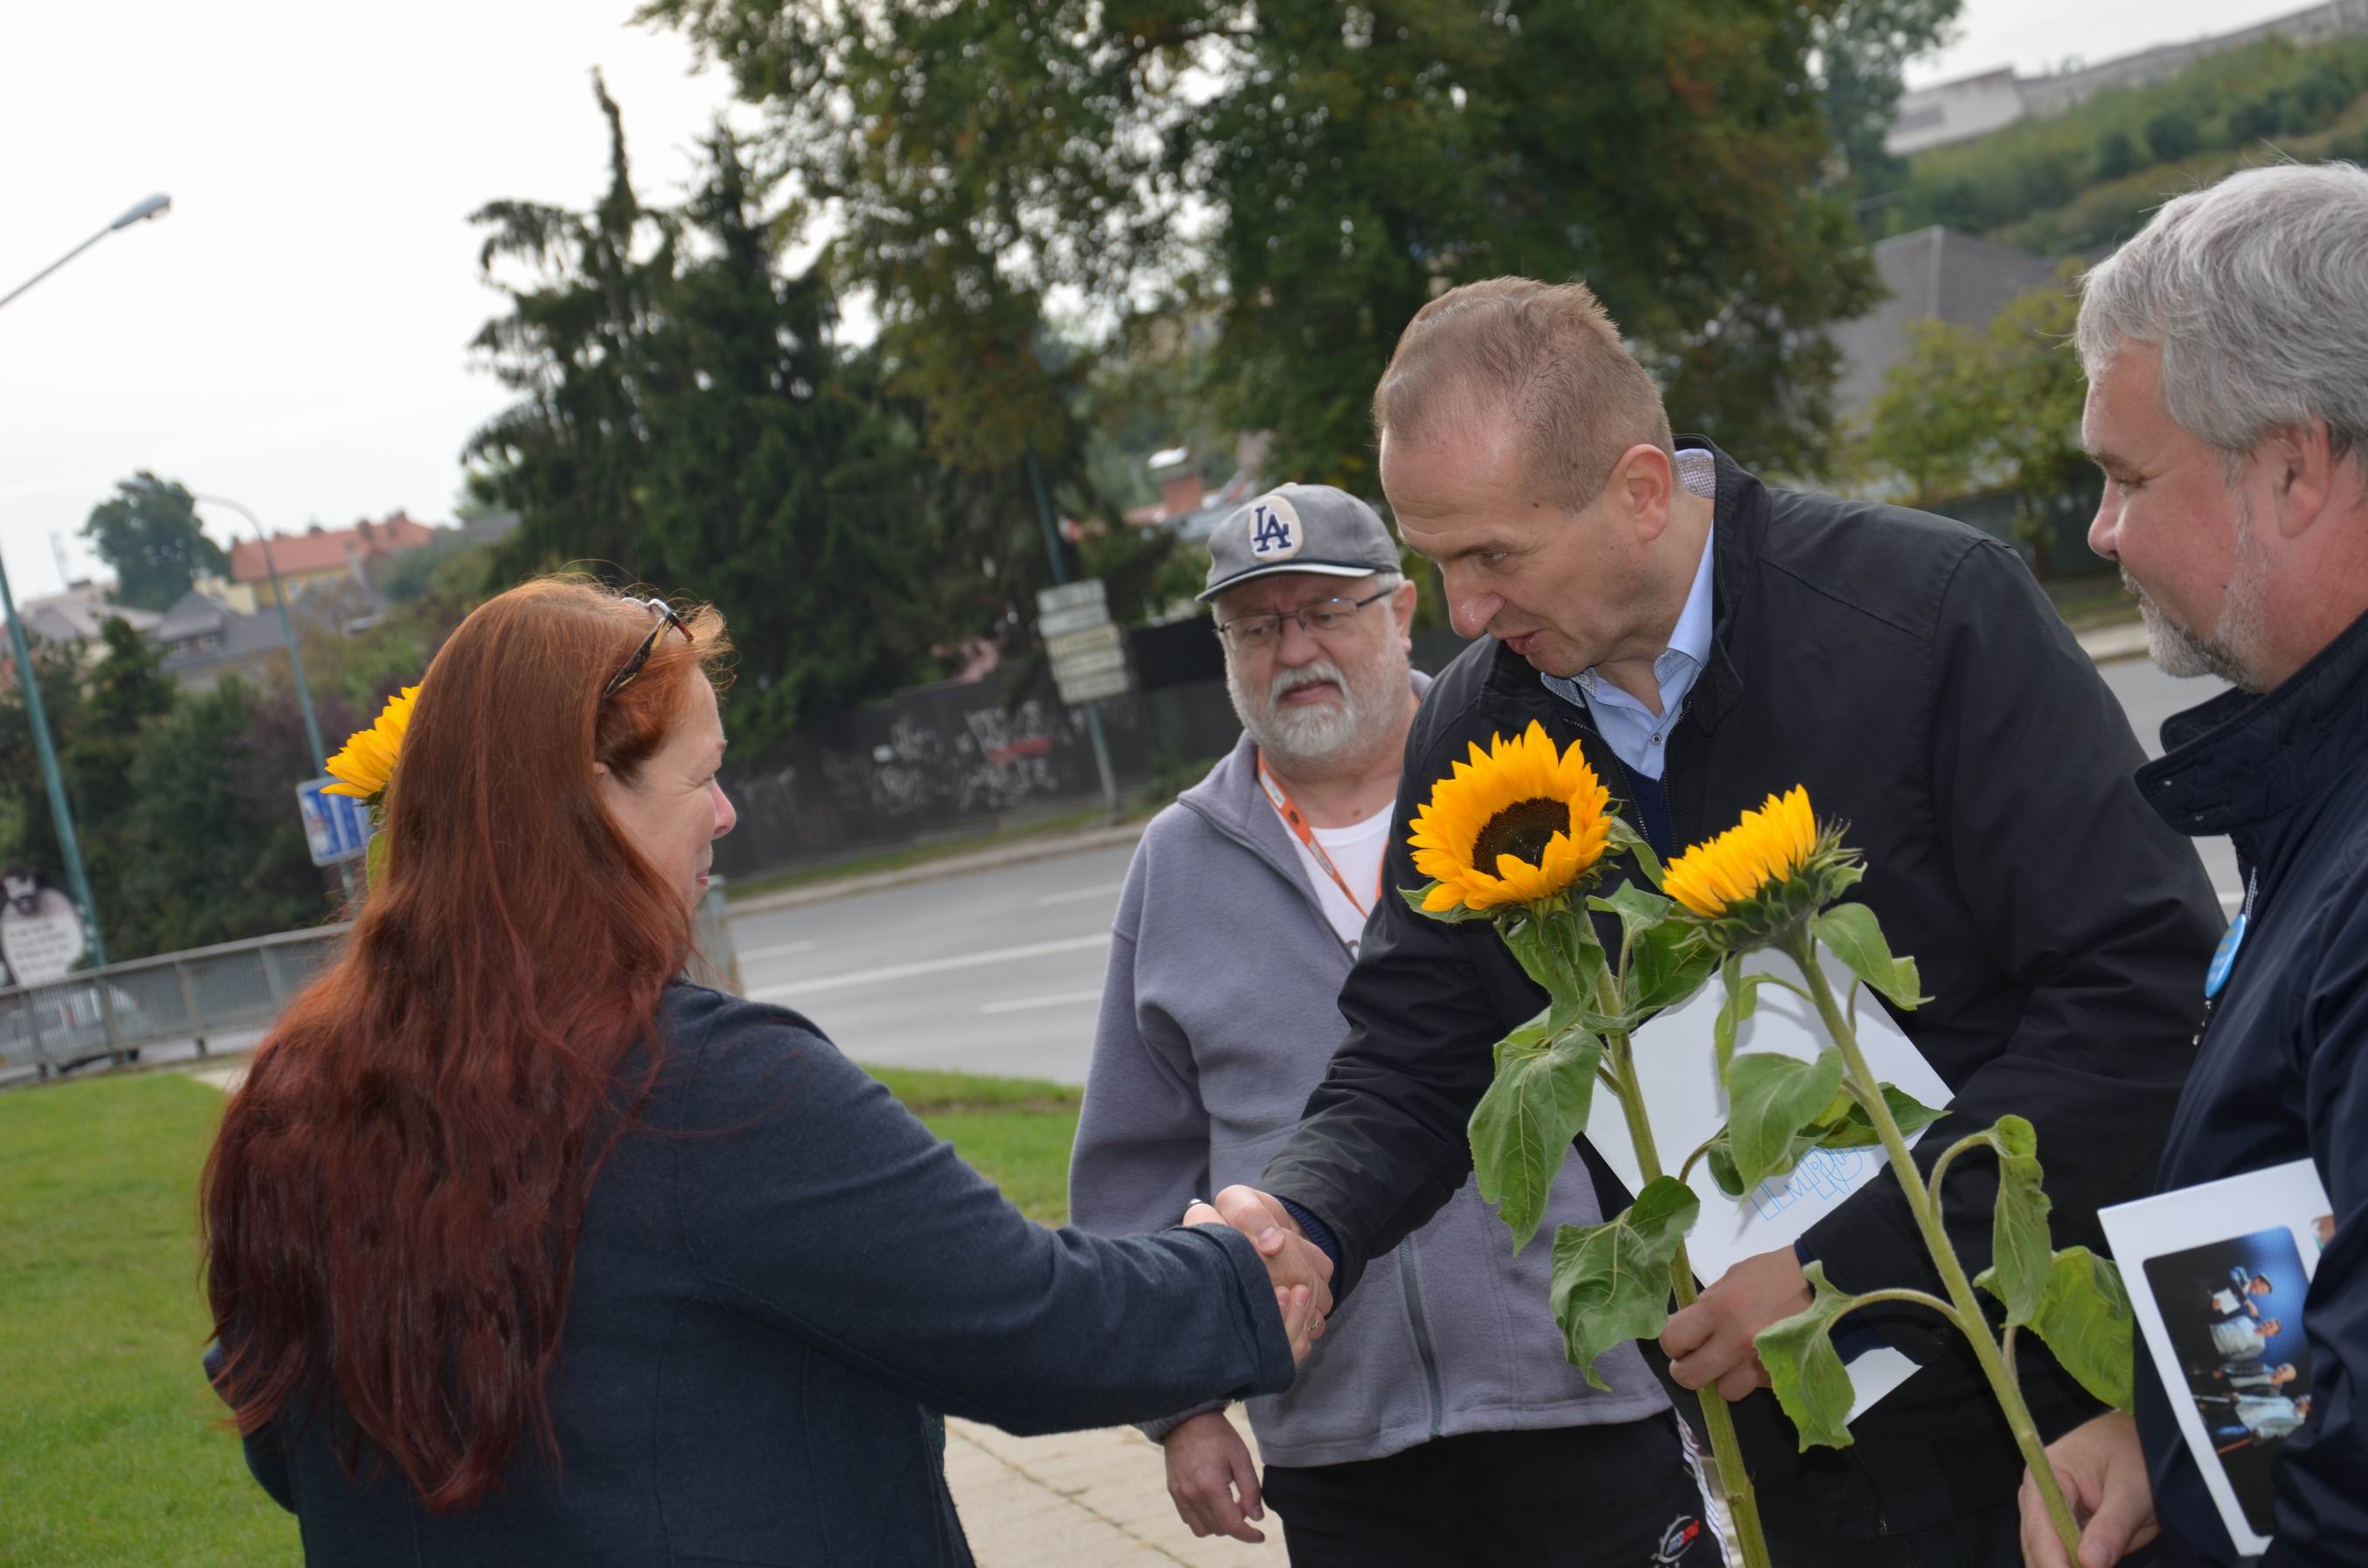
[1, 1060, 1081, 1566]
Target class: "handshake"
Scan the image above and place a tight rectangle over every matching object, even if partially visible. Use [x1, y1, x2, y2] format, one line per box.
[1185, 1187, 1333, 1364]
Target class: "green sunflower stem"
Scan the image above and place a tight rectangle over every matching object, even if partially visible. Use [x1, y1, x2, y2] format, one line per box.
[1599, 973, 1773, 1568]
[1780, 928, 2081, 1561]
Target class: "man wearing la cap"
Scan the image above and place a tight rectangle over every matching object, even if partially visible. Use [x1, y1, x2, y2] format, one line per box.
[1070, 484, 1716, 1565]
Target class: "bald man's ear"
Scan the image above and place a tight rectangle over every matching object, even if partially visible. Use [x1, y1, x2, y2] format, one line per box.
[1613, 444, 1677, 540]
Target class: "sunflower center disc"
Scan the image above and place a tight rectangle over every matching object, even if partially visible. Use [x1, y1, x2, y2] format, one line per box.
[1472, 798, 1569, 871]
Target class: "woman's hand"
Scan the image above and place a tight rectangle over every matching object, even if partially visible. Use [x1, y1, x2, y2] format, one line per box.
[1186, 1199, 1329, 1362]
[2019, 1411, 2160, 1568]
[1161, 1410, 1267, 1543]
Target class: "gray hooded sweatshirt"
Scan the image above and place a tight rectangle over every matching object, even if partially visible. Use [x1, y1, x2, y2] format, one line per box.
[1068, 680, 1668, 1468]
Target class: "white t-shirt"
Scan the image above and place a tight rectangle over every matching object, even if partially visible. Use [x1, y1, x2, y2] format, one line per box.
[1285, 801, 1395, 955]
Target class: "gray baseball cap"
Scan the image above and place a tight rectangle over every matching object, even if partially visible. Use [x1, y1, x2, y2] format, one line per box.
[1198, 483, 1401, 602]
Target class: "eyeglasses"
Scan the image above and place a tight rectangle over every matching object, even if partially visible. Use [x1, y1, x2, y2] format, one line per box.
[1214, 587, 1394, 649]
[601, 597, 693, 704]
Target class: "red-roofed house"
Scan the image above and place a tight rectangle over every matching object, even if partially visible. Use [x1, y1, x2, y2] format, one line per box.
[229, 513, 439, 607]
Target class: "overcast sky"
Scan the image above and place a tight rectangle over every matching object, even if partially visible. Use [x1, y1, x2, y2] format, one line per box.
[0, 0, 2313, 602]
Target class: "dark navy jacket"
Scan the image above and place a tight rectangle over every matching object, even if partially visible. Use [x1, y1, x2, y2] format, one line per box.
[1263, 443, 2225, 1543]
[2139, 607, 2368, 1566]
[215, 983, 1296, 1566]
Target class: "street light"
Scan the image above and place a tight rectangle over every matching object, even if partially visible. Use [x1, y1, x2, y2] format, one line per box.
[0, 191, 174, 970]
[0, 194, 172, 314]
[128, 481, 330, 773]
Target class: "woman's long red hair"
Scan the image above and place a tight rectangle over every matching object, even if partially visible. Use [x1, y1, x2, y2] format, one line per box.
[202, 577, 730, 1512]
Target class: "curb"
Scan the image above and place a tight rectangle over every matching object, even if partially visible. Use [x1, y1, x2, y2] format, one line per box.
[726, 821, 1150, 915]
[2077, 620, 2151, 665]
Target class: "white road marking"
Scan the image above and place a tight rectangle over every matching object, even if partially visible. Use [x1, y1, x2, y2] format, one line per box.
[980, 989, 1105, 1016]
[748, 933, 1112, 1002]
[736, 939, 818, 964]
[1031, 882, 1125, 908]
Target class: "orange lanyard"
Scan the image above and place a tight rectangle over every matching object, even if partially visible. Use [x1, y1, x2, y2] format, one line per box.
[1257, 756, 1385, 920]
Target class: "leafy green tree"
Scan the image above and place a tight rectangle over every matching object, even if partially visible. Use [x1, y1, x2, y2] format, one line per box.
[2094, 128, 2138, 181]
[80, 473, 231, 611]
[59, 619, 178, 931]
[650, 0, 1900, 500]
[466, 77, 948, 745]
[1813, 0, 1963, 201]
[1851, 263, 2089, 572]
[2142, 106, 2203, 164]
[110, 680, 343, 956]
[0, 638, 86, 878]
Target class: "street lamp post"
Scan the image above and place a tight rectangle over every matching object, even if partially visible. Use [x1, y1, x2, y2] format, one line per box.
[0, 192, 173, 971]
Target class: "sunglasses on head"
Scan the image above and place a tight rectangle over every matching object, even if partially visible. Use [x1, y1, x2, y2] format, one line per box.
[601, 596, 694, 705]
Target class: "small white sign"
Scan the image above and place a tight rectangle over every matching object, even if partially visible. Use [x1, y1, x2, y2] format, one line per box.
[1056, 667, 1132, 704]
[1, 887, 87, 987]
[1045, 623, 1124, 662]
[1036, 579, 1108, 616]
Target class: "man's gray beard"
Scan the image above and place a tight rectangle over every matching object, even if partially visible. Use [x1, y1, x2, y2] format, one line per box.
[1225, 647, 1409, 773]
[2129, 494, 2269, 692]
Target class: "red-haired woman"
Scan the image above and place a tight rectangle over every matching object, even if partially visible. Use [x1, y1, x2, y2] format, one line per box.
[203, 579, 1325, 1566]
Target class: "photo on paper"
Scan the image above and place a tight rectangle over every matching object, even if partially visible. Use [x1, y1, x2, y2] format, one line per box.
[2100, 1159, 2334, 1556]
[2143, 1228, 2315, 1538]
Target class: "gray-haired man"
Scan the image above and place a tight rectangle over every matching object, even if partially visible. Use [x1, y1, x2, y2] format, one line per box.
[1070, 485, 1713, 1565]
[2021, 161, 2368, 1568]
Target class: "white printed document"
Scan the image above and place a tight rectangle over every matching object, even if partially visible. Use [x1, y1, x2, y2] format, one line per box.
[1584, 947, 1956, 1419]
[2101, 1158, 2335, 1557]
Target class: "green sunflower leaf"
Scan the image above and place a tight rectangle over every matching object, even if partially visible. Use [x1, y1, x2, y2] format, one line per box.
[1811, 1083, 1949, 1150]
[1756, 1261, 1864, 1451]
[1549, 1176, 1700, 1389]
[1980, 1247, 2136, 1413]
[1812, 903, 1927, 1011]
[1631, 921, 1721, 1015]
[1605, 812, 1666, 888]
[1956, 1115, 2053, 1329]
[1470, 1016, 1604, 1254]
[1727, 1049, 1847, 1191]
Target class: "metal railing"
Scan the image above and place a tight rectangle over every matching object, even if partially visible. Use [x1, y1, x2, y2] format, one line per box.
[0, 879, 742, 1084]
[0, 923, 350, 1081]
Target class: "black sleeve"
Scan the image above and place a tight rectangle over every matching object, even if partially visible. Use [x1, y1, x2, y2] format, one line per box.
[669, 1005, 1298, 1435]
[1801, 542, 2222, 1338]
[204, 1339, 295, 1514]
[1257, 729, 1511, 1301]
[2263, 892, 2368, 1565]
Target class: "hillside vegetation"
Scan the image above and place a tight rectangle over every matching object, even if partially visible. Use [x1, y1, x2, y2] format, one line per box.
[1876, 35, 2368, 255]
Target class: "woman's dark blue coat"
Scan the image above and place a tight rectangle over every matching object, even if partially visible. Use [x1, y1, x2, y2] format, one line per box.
[215, 983, 1297, 1565]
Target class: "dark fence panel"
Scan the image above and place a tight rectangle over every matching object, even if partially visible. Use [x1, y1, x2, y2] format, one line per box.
[714, 666, 1160, 878]
[712, 622, 1489, 883]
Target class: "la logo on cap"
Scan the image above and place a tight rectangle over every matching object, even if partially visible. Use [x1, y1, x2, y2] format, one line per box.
[1248, 494, 1302, 561]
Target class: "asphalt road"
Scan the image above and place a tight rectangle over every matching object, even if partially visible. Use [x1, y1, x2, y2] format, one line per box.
[724, 653, 2243, 1086]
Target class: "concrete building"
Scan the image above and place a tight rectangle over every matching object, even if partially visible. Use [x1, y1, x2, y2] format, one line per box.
[1887, 0, 2368, 156]
[1829, 226, 2061, 421]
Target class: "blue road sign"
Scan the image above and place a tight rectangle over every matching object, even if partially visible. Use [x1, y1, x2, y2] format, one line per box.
[295, 777, 370, 867]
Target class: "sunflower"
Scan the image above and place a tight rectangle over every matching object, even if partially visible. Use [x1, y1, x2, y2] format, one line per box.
[322, 686, 419, 806]
[1407, 722, 1611, 915]
[1663, 786, 1859, 948]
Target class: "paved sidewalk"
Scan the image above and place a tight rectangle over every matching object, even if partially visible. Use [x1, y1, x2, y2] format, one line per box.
[947, 1409, 1284, 1567]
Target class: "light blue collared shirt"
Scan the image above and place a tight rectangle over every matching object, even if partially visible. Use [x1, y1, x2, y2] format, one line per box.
[1540, 448, 1716, 781]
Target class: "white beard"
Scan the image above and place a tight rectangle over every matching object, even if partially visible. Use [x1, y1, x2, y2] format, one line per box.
[1225, 646, 1409, 773]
